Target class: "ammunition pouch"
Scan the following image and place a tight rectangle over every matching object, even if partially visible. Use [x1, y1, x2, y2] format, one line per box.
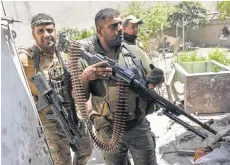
[91, 43, 149, 121]
[106, 86, 147, 121]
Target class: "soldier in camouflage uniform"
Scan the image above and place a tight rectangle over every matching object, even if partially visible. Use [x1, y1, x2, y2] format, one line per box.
[76, 8, 158, 165]
[122, 15, 144, 50]
[19, 13, 93, 165]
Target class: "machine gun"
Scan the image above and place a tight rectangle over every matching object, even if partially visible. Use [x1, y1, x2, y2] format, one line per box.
[32, 72, 81, 148]
[80, 50, 217, 139]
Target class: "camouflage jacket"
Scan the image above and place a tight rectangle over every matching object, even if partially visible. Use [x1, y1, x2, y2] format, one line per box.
[18, 45, 58, 97]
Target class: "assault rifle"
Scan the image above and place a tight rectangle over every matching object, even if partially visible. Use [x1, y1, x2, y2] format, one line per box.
[81, 50, 217, 139]
[32, 72, 80, 148]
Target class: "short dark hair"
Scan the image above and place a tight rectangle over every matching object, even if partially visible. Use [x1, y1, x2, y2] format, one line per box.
[31, 13, 55, 28]
[95, 8, 120, 27]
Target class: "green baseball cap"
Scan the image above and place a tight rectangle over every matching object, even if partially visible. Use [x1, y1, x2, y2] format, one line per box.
[122, 15, 143, 26]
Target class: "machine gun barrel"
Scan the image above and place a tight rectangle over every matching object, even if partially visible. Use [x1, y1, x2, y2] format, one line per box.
[81, 50, 217, 139]
[131, 80, 218, 136]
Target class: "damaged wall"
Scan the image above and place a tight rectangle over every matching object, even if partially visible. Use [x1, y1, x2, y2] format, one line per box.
[162, 18, 230, 48]
[1, 27, 52, 165]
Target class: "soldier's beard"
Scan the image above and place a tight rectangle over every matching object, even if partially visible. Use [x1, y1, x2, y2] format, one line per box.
[37, 41, 56, 54]
[106, 34, 123, 49]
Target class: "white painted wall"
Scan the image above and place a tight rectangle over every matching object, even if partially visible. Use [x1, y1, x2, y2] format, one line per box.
[1, 26, 52, 165]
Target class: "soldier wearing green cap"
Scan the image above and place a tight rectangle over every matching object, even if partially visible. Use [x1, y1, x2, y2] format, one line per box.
[18, 13, 93, 165]
[122, 15, 144, 49]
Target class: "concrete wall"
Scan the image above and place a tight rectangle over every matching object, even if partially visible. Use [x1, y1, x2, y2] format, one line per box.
[1, 26, 52, 165]
[174, 61, 230, 114]
[161, 20, 230, 48]
[187, 19, 230, 47]
[162, 19, 230, 48]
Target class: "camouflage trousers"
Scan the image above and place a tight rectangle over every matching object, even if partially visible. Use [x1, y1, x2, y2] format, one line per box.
[96, 117, 157, 165]
[39, 108, 93, 165]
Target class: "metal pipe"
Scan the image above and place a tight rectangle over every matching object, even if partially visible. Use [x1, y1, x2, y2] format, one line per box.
[182, 16, 185, 52]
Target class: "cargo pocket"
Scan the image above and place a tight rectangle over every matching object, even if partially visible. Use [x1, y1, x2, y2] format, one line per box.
[107, 87, 117, 114]
[94, 116, 112, 143]
[91, 95, 110, 117]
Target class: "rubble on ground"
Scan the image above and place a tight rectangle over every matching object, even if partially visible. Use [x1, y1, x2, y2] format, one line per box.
[154, 113, 230, 165]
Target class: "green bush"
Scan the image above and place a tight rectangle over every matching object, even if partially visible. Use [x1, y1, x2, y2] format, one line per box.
[178, 50, 206, 62]
[208, 47, 230, 66]
[172, 47, 230, 72]
[60, 27, 96, 41]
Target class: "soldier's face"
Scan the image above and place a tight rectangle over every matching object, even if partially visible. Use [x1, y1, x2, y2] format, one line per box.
[32, 24, 56, 51]
[98, 15, 123, 49]
[123, 22, 139, 35]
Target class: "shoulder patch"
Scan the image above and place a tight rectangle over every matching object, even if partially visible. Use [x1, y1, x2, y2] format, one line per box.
[17, 45, 37, 58]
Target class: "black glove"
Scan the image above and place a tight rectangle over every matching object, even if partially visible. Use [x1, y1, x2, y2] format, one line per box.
[146, 64, 164, 85]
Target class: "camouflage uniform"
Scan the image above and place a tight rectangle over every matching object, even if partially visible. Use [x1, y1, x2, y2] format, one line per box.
[77, 35, 157, 165]
[19, 46, 93, 165]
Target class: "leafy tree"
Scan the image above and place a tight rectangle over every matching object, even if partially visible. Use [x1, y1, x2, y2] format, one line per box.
[168, 1, 208, 30]
[140, 3, 175, 44]
[217, 1, 230, 21]
[118, 1, 145, 19]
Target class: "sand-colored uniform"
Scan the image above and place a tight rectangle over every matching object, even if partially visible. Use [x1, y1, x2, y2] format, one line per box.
[18, 46, 92, 165]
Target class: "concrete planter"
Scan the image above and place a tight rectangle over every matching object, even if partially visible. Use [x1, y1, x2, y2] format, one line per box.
[174, 60, 230, 114]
